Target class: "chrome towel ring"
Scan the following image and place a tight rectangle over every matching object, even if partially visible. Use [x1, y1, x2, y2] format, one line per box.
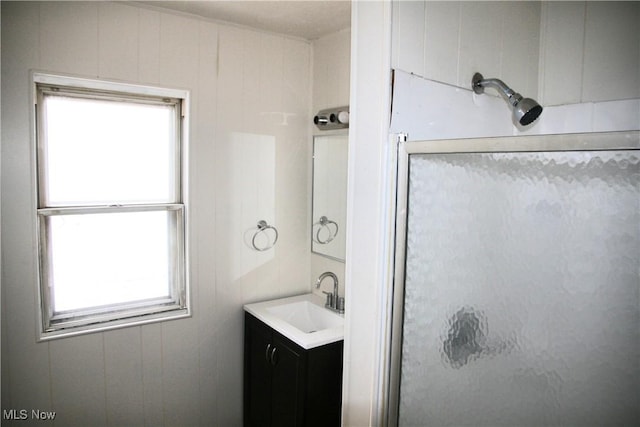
[252, 220, 278, 251]
[313, 216, 338, 244]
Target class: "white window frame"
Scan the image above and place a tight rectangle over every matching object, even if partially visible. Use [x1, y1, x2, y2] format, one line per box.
[32, 72, 191, 340]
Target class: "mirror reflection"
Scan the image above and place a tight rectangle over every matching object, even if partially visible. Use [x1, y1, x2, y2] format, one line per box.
[312, 134, 348, 262]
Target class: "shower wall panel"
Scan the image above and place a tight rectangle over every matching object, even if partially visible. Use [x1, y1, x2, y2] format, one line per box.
[398, 148, 639, 426]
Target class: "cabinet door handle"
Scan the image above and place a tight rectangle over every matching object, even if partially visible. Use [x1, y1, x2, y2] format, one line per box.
[265, 343, 272, 362]
[269, 346, 277, 366]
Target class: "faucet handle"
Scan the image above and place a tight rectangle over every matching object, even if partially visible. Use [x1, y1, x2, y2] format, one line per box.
[322, 291, 334, 308]
[337, 297, 345, 313]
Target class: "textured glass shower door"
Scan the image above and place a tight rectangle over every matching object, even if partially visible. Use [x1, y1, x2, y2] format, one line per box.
[389, 132, 639, 426]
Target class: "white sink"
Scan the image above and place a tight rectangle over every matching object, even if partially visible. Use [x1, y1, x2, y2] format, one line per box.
[244, 293, 344, 349]
[265, 300, 344, 333]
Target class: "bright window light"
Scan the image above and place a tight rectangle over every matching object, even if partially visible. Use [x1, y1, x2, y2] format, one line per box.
[34, 73, 189, 339]
[43, 96, 176, 206]
[48, 211, 171, 312]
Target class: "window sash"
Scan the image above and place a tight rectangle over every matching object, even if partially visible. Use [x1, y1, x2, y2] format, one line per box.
[38, 205, 187, 334]
[33, 72, 190, 340]
[36, 85, 183, 208]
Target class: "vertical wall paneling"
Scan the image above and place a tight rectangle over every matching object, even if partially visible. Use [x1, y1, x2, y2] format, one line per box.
[104, 328, 144, 426]
[97, 2, 138, 80]
[243, 30, 262, 135]
[312, 30, 351, 110]
[392, 1, 543, 100]
[539, 1, 640, 105]
[214, 26, 245, 339]
[398, 1, 639, 108]
[312, 35, 330, 110]
[39, 2, 99, 76]
[161, 317, 201, 426]
[279, 37, 311, 297]
[159, 13, 199, 88]
[2, 2, 313, 425]
[259, 35, 286, 290]
[1, 1, 52, 416]
[336, 32, 351, 110]
[211, 25, 246, 422]
[424, 1, 460, 85]
[500, 1, 540, 99]
[258, 34, 284, 131]
[239, 30, 265, 293]
[393, 1, 425, 79]
[211, 18, 312, 425]
[49, 334, 108, 427]
[137, 8, 161, 84]
[195, 19, 219, 426]
[539, 1, 585, 106]
[582, 2, 640, 102]
[457, 2, 503, 89]
[140, 324, 164, 426]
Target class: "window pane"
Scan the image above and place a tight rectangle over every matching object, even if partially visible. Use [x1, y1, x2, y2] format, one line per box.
[42, 95, 176, 206]
[48, 210, 177, 312]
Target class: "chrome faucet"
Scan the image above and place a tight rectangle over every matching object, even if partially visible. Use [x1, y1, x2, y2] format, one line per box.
[315, 271, 344, 313]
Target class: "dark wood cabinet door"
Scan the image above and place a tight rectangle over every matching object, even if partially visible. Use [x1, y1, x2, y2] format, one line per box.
[305, 342, 343, 426]
[270, 334, 306, 427]
[245, 316, 274, 427]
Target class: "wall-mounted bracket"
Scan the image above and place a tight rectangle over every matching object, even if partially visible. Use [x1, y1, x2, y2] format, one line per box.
[314, 106, 349, 130]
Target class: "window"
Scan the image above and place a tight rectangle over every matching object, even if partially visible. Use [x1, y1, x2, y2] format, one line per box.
[33, 72, 190, 340]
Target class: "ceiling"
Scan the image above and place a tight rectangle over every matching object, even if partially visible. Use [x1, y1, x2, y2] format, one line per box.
[138, 1, 351, 40]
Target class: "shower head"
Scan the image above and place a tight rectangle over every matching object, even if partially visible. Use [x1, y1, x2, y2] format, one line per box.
[472, 72, 543, 127]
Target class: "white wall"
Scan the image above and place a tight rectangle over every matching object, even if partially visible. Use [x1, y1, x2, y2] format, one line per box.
[1, 2, 310, 425]
[540, 1, 640, 105]
[310, 29, 351, 297]
[393, 1, 540, 104]
[312, 29, 351, 113]
[392, 1, 640, 107]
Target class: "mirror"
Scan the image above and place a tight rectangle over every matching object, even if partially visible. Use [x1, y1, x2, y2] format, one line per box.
[311, 134, 348, 262]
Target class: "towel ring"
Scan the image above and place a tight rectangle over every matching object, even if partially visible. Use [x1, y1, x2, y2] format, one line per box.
[313, 216, 339, 244]
[252, 220, 278, 251]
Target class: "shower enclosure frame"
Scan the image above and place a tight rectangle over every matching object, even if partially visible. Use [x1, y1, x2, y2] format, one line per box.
[385, 130, 640, 426]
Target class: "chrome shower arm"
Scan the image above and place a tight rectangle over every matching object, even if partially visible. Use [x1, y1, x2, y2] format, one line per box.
[472, 73, 522, 107]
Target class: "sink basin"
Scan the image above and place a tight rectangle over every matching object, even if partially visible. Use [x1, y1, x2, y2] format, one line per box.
[266, 300, 344, 333]
[244, 293, 344, 349]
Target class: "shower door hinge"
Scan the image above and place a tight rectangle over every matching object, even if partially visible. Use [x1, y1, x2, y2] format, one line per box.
[395, 133, 408, 143]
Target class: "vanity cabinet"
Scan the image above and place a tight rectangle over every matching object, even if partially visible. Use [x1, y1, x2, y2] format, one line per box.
[243, 312, 343, 427]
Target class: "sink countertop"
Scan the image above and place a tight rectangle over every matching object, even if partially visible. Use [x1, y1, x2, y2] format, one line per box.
[244, 293, 344, 349]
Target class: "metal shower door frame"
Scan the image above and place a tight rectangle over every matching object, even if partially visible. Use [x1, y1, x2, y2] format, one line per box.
[385, 131, 640, 427]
